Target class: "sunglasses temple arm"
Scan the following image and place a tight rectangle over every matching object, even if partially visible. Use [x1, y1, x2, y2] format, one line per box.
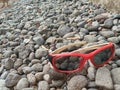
[72, 43, 109, 53]
[51, 41, 87, 54]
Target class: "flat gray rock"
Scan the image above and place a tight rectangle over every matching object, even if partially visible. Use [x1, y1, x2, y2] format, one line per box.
[67, 75, 87, 90]
[38, 81, 49, 90]
[95, 67, 113, 89]
[111, 68, 120, 84]
[5, 73, 21, 87]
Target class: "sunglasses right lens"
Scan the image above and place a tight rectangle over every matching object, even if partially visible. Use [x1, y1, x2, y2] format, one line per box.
[93, 47, 112, 65]
[54, 56, 82, 71]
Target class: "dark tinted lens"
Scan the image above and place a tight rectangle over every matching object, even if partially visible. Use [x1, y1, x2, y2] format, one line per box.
[54, 56, 82, 71]
[93, 48, 112, 65]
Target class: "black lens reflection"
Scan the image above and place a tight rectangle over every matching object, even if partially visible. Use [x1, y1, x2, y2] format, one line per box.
[93, 48, 112, 65]
[55, 56, 82, 71]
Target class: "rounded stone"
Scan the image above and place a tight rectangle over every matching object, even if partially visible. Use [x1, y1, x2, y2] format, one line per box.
[29, 52, 35, 60]
[115, 49, 120, 58]
[43, 74, 51, 83]
[114, 84, 120, 90]
[16, 78, 29, 90]
[107, 37, 119, 43]
[48, 69, 66, 80]
[100, 31, 114, 38]
[85, 21, 100, 31]
[35, 48, 48, 59]
[84, 35, 98, 42]
[35, 72, 44, 81]
[67, 75, 88, 90]
[14, 59, 23, 69]
[116, 60, 120, 66]
[87, 67, 95, 80]
[3, 58, 14, 70]
[57, 25, 71, 36]
[50, 80, 64, 87]
[103, 19, 113, 28]
[27, 73, 37, 85]
[0, 79, 5, 87]
[111, 68, 120, 84]
[38, 81, 49, 90]
[5, 73, 21, 87]
[22, 67, 32, 74]
[95, 67, 113, 89]
[0, 71, 9, 79]
[31, 63, 43, 72]
[33, 35, 44, 45]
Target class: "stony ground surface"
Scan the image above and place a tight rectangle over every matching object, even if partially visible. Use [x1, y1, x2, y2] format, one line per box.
[0, 0, 120, 90]
[0, 0, 18, 9]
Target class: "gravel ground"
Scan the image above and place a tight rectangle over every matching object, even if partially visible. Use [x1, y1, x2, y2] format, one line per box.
[0, 0, 120, 90]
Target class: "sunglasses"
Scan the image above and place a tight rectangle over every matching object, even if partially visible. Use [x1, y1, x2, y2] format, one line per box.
[48, 41, 115, 73]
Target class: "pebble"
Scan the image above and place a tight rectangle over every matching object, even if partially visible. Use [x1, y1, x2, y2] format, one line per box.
[22, 66, 32, 74]
[57, 25, 71, 36]
[3, 50, 13, 58]
[114, 84, 120, 90]
[67, 75, 88, 90]
[103, 18, 113, 28]
[43, 74, 51, 83]
[19, 49, 31, 59]
[35, 48, 48, 59]
[3, 58, 14, 70]
[46, 37, 56, 44]
[107, 37, 119, 43]
[5, 73, 21, 87]
[14, 59, 23, 69]
[115, 49, 120, 58]
[43, 64, 51, 74]
[112, 63, 118, 69]
[88, 81, 96, 88]
[0, 71, 9, 79]
[100, 31, 115, 38]
[87, 88, 98, 90]
[84, 35, 98, 42]
[31, 63, 43, 72]
[87, 67, 95, 80]
[113, 19, 119, 25]
[0, 79, 5, 87]
[31, 59, 40, 64]
[50, 88, 56, 90]
[22, 88, 34, 90]
[111, 68, 120, 84]
[95, 67, 113, 89]
[29, 52, 35, 60]
[27, 73, 37, 85]
[38, 81, 49, 90]
[0, 87, 10, 90]
[116, 60, 120, 66]
[85, 21, 100, 31]
[50, 80, 64, 87]
[33, 35, 44, 45]
[17, 64, 27, 74]
[35, 72, 44, 81]
[0, 54, 3, 59]
[15, 78, 29, 90]
[48, 69, 66, 80]
[0, 65, 4, 74]
[24, 21, 32, 29]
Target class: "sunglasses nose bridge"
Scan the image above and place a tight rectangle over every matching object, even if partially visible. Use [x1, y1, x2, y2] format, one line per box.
[84, 53, 94, 61]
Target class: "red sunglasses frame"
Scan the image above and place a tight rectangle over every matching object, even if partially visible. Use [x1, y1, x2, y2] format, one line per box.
[49, 42, 115, 73]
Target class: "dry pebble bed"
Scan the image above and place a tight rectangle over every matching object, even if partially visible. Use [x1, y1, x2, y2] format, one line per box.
[0, 0, 120, 90]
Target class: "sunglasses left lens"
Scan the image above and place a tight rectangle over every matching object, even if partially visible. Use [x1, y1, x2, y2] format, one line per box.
[93, 47, 112, 65]
[54, 56, 82, 71]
